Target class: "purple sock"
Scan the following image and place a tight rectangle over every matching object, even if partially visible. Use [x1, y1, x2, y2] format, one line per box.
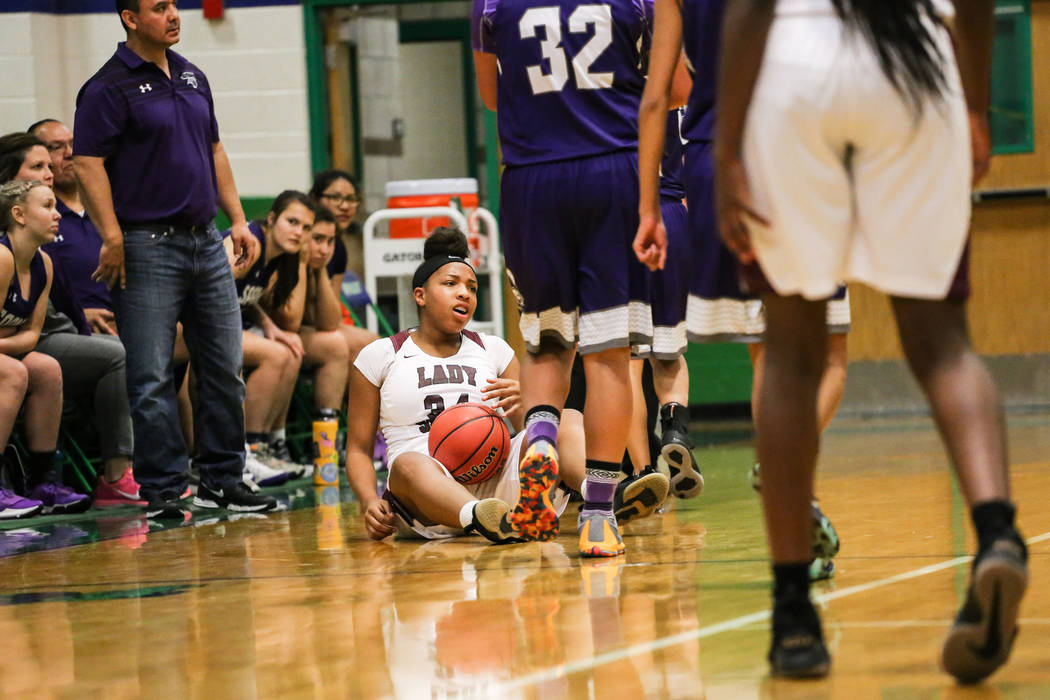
[582, 460, 620, 515]
[524, 405, 560, 447]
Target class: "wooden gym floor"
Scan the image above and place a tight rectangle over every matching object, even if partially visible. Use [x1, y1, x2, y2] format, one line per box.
[0, 412, 1047, 698]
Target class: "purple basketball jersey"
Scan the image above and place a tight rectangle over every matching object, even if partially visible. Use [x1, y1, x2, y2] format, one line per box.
[660, 109, 686, 200]
[680, 0, 726, 143]
[473, 0, 653, 165]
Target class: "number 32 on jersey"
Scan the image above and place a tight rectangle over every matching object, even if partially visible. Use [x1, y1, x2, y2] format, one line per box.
[520, 4, 613, 94]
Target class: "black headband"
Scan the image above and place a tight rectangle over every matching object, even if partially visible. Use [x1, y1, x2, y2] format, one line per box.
[412, 255, 475, 289]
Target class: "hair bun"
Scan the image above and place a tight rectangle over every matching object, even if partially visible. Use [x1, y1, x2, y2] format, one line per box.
[423, 226, 470, 261]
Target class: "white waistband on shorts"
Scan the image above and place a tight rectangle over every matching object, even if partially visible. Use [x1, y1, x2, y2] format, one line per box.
[776, 0, 954, 20]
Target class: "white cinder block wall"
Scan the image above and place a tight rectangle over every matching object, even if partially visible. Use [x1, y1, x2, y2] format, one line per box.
[0, 3, 311, 199]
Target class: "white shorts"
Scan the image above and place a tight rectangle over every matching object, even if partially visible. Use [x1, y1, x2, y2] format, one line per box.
[685, 290, 851, 343]
[388, 431, 571, 540]
[742, 14, 970, 300]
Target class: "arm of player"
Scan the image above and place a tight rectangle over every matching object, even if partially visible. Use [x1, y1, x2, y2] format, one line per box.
[484, 355, 523, 432]
[346, 366, 396, 539]
[951, 0, 995, 185]
[714, 0, 775, 264]
[634, 0, 684, 271]
[311, 264, 344, 332]
[74, 155, 125, 290]
[253, 301, 304, 359]
[0, 253, 52, 357]
[265, 260, 308, 334]
[474, 52, 499, 112]
[669, 50, 693, 110]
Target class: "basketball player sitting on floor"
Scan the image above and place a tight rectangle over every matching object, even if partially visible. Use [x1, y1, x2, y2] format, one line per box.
[345, 228, 587, 542]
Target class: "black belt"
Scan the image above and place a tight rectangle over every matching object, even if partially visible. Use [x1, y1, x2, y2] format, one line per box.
[123, 222, 211, 235]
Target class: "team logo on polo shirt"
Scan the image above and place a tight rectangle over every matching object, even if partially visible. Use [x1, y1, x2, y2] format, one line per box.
[181, 71, 198, 89]
[139, 83, 152, 93]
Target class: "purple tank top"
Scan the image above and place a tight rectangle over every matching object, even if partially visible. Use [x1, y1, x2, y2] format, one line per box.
[0, 236, 47, 328]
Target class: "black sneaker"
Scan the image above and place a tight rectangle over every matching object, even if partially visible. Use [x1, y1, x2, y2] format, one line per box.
[769, 596, 831, 678]
[464, 498, 523, 544]
[194, 481, 278, 512]
[659, 403, 703, 498]
[146, 496, 189, 520]
[942, 533, 1028, 684]
[614, 468, 669, 525]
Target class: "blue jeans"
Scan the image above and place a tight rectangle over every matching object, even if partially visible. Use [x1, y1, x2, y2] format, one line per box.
[113, 225, 245, 500]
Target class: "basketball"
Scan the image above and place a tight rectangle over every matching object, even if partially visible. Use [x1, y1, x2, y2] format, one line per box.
[428, 403, 509, 485]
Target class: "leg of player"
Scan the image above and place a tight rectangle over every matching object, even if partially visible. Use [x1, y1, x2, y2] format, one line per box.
[387, 452, 519, 544]
[578, 346, 633, 557]
[615, 359, 670, 524]
[749, 334, 844, 580]
[513, 341, 574, 541]
[756, 294, 831, 678]
[652, 356, 702, 499]
[890, 297, 1027, 684]
[302, 327, 350, 414]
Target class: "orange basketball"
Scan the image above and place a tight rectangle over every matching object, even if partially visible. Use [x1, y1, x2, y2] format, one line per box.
[428, 403, 509, 484]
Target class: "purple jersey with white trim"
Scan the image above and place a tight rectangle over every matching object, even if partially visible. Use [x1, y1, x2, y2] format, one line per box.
[680, 0, 725, 143]
[659, 109, 686, 200]
[473, 0, 652, 166]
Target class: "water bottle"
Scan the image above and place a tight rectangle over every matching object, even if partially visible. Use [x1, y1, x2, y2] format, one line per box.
[313, 408, 340, 486]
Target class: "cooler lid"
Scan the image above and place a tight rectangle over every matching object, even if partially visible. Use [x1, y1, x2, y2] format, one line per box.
[385, 178, 478, 198]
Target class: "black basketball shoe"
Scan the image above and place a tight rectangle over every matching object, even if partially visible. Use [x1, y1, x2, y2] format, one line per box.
[769, 595, 831, 678]
[942, 532, 1028, 683]
[659, 403, 703, 498]
[194, 481, 278, 512]
[614, 467, 669, 525]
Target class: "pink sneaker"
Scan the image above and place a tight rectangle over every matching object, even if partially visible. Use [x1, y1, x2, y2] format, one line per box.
[92, 469, 147, 507]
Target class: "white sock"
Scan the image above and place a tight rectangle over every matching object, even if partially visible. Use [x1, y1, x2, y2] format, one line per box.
[270, 428, 286, 443]
[459, 500, 480, 528]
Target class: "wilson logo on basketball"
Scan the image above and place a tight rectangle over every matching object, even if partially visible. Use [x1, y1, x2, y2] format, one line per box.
[459, 446, 500, 482]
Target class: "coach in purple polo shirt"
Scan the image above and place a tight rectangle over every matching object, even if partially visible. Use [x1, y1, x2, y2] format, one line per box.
[73, 0, 275, 517]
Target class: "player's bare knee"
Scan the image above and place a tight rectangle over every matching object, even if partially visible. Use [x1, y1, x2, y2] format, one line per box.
[23, 352, 63, 392]
[0, 357, 29, 394]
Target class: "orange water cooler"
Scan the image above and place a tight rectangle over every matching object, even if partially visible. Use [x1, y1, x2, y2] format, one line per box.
[384, 179, 481, 264]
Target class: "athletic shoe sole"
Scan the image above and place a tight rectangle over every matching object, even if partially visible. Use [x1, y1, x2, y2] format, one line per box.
[578, 512, 626, 558]
[941, 549, 1028, 683]
[809, 557, 835, 582]
[43, 498, 92, 515]
[511, 444, 559, 541]
[615, 471, 669, 525]
[192, 496, 276, 513]
[470, 498, 523, 544]
[146, 504, 189, 520]
[661, 437, 703, 499]
[0, 505, 43, 519]
[770, 634, 832, 678]
[93, 496, 148, 508]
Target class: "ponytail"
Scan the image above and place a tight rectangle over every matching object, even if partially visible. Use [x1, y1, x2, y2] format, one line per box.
[831, 0, 948, 112]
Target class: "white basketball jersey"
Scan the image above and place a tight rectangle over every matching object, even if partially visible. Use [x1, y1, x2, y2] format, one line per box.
[354, 329, 516, 467]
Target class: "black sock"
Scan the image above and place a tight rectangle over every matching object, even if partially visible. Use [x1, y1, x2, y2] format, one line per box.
[27, 450, 56, 488]
[659, 402, 686, 428]
[971, 500, 1021, 553]
[246, 432, 269, 446]
[772, 562, 811, 602]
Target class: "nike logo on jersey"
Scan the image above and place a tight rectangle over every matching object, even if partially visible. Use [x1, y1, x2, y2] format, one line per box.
[416, 364, 478, 389]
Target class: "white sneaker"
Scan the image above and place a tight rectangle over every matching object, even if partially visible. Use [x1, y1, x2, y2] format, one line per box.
[251, 441, 311, 480]
[243, 444, 291, 488]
